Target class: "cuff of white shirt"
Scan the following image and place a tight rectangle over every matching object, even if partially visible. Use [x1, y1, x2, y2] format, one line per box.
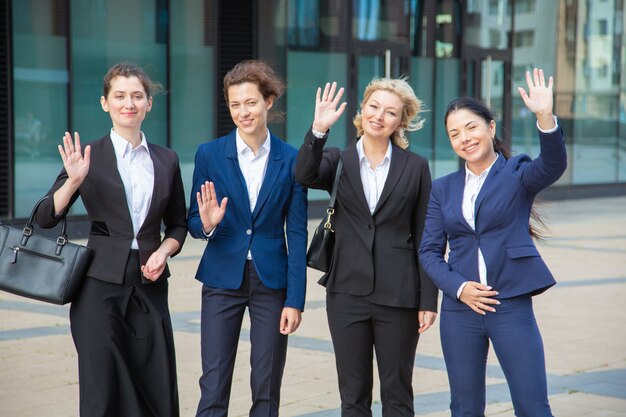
[456, 281, 468, 300]
[536, 115, 559, 133]
[202, 227, 216, 239]
[311, 128, 328, 138]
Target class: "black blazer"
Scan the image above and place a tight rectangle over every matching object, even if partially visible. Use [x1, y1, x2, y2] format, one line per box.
[36, 134, 188, 284]
[296, 129, 438, 311]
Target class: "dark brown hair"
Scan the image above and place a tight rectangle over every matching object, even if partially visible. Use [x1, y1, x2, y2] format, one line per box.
[444, 97, 547, 240]
[223, 60, 284, 120]
[102, 62, 162, 98]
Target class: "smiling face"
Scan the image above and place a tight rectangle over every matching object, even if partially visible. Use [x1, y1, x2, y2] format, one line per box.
[100, 75, 152, 133]
[227, 81, 273, 143]
[445, 108, 497, 174]
[360, 89, 404, 142]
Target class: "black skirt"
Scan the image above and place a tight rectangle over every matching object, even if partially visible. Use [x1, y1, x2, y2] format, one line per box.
[69, 250, 179, 417]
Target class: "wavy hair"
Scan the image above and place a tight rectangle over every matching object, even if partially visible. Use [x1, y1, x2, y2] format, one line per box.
[353, 77, 425, 149]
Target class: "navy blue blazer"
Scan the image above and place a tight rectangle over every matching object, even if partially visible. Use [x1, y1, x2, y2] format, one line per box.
[419, 127, 567, 310]
[187, 130, 308, 311]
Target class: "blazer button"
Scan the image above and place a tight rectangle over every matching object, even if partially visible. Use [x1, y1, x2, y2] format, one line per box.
[368, 224, 373, 230]
[246, 229, 252, 235]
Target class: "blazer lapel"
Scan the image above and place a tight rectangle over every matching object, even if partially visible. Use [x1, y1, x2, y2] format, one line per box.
[252, 135, 283, 220]
[100, 135, 134, 227]
[142, 143, 165, 227]
[373, 145, 407, 214]
[451, 169, 474, 232]
[341, 141, 370, 214]
[473, 154, 505, 221]
[225, 131, 252, 216]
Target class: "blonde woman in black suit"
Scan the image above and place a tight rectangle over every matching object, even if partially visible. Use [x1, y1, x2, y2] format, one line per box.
[296, 79, 438, 416]
[36, 63, 187, 417]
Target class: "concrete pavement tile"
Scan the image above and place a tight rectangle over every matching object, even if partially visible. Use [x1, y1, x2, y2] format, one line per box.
[0, 308, 67, 331]
[549, 392, 626, 416]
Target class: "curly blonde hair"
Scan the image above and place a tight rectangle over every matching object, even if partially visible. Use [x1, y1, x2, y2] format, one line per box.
[353, 77, 425, 149]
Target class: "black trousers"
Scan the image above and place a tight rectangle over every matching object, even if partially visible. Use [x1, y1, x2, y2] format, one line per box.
[326, 292, 420, 417]
[69, 250, 179, 417]
[197, 260, 288, 417]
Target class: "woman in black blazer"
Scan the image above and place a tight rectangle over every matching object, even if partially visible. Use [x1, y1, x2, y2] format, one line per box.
[295, 79, 438, 416]
[36, 63, 187, 417]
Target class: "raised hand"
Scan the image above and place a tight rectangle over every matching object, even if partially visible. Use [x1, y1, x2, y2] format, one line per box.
[196, 181, 228, 234]
[312, 82, 347, 133]
[518, 68, 555, 129]
[58, 131, 90, 186]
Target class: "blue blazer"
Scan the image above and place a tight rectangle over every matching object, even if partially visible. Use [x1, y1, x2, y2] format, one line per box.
[419, 127, 567, 310]
[187, 130, 308, 311]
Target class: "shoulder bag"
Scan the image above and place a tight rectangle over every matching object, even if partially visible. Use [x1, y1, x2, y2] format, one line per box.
[306, 158, 343, 274]
[0, 196, 92, 305]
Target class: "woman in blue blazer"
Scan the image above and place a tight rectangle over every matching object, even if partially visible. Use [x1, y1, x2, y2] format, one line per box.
[419, 68, 566, 417]
[186, 60, 307, 417]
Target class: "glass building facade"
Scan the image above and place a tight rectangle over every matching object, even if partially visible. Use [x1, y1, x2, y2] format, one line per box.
[1, 0, 625, 223]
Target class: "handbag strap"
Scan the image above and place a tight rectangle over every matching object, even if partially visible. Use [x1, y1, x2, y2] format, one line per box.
[323, 158, 343, 231]
[328, 158, 343, 209]
[22, 196, 69, 254]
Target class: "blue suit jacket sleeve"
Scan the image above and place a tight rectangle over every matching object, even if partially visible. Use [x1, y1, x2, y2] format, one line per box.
[285, 172, 308, 311]
[418, 182, 469, 299]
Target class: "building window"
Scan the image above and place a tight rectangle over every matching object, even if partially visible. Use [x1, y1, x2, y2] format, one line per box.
[12, 0, 69, 216]
[515, 0, 536, 14]
[514, 30, 535, 47]
[489, 29, 501, 48]
[287, 0, 320, 48]
[597, 19, 608, 36]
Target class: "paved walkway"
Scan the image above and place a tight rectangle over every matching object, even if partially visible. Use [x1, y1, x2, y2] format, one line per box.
[1, 196, 625, 416]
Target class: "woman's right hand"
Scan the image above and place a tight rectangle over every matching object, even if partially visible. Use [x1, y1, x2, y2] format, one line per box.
[459, 281, 500, 315]
[312, 82, 347, 133]
[58, 131, 90, 187]
[197, 181, 228, 234]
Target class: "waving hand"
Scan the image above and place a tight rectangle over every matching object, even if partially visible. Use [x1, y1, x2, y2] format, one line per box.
[312, 82, 347, 133]
[518, 68, 555, 130]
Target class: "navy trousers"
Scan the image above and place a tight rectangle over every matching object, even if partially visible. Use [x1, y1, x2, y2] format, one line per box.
[440, 295, 553, 417]
[196, 260, 288, 417]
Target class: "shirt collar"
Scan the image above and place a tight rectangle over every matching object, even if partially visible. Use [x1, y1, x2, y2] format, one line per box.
[236, 129, 271, 157]
[109, 129, 150, 160]
[356, 137, 392, 166]
[465, 153, 499, 182]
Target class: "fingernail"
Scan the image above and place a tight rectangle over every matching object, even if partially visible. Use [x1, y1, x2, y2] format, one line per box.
[496, 301, 501, 305]
[486, 286, 492, 290]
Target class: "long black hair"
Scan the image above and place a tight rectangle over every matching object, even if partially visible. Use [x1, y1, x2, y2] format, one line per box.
[444, 97, 546, 240]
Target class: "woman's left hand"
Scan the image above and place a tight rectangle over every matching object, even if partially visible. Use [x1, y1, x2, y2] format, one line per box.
[418, 310, 437, 334]
[518, 68, 555, 129]
[141, 250, 168, 281]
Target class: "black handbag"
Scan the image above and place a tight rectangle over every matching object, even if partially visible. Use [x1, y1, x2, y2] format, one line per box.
[0, 196, 92, 305]
[306, 158, 343, 274]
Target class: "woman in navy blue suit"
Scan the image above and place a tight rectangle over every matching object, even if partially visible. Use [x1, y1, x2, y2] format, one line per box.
[419, 68, 567, 416]
[187, 60, 307, 417]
